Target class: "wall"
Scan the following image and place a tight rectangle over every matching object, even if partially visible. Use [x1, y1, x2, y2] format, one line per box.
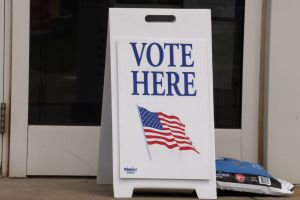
[265, 0, 300, 183]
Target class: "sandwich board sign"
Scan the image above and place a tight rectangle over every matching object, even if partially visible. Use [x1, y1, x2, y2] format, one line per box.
[97, 8, 216, 199]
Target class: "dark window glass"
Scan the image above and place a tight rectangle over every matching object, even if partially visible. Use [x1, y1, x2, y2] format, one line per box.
[29, 0, 108, 125]
[29, 0, 244, 128]
[182, 0, 245, 128]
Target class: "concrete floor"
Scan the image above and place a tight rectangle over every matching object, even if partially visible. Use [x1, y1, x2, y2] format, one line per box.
[0, 178, 298, 200]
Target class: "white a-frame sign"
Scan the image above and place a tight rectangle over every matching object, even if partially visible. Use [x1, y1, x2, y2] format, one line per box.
[97, 8, 216, 199]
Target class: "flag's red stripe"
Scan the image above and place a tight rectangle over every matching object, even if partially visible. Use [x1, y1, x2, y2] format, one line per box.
[159, 117, 185, 128]
[144, 128, 189, 140]
[146, 135, 192, 145]
[163, 127, 186, 135]
[159, 118, 185, 128]
[147, 141, 199, 153]
[179, 146, 200, 154]
[144, 128, 171, 136]
[147, 141, 179, 149]
[161, 123, 185, 131]
[157, 112, 184, 124]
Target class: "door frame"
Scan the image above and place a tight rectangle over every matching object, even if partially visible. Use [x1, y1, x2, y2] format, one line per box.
[9, 0, 263, 177]
[240, 0, 262, 162]
[0, 0, 4, 172]
[216, 0, 263, 163]
[10, 0, 29, 177]
[0, 0, 11, 177]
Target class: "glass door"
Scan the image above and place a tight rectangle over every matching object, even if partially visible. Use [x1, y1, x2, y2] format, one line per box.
[10, 0, 262, 176]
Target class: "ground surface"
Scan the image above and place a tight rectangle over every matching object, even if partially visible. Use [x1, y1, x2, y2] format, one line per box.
[0, 178, 298, 200]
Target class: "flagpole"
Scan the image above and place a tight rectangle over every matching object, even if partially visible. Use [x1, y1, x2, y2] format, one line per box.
[137, 106, 152, 160]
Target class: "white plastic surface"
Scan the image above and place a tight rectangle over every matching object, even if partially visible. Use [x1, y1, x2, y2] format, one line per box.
[98, 8, 216, 199]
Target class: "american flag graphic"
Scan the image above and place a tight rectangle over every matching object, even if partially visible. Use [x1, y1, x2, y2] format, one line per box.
[138, 106, 199, 154]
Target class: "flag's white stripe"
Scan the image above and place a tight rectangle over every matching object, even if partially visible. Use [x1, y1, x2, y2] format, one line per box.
[147, 138, 177, 145]
[145, 133, 189, 143]
[146, 138, 194, 148]
[145, 132, 191, 143]
[144, 127, 169, 133]
[158, 115, 182, 124]
[159, 118, 185, 128]
[145, 132, 192, 144]
[161, 123, 185, 131]
[157, 113, 185, 125]
[144, 127, 190, 140]
[158, 116, 185, 127]
[161, 124, 186, 135]
[146, 138, 195, 149]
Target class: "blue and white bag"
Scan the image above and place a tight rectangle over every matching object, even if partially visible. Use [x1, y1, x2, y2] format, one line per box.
[216, 158, 294, 196]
